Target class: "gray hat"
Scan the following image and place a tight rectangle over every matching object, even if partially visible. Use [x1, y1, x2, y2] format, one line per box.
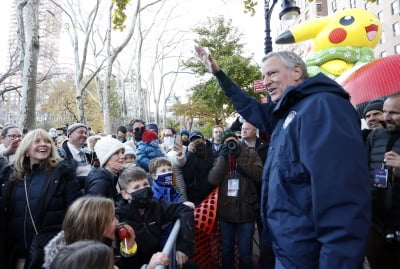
[363, 99, 384, 118]
[67, 123, 88, 137]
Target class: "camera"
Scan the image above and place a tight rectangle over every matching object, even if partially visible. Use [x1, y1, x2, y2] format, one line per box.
[227, 140, 237, 151]
[385, 231, 400, 244]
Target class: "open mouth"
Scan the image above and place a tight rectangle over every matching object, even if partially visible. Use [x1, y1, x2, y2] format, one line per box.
[365, 24, 378, 41]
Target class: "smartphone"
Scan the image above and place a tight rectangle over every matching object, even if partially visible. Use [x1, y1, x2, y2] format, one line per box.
[175, 134, 182, 145]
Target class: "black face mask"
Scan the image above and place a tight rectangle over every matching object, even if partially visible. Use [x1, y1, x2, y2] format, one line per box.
[195, 142, 206, 156]
[134, 127, 144, 142]
[130, 187, 153, 209]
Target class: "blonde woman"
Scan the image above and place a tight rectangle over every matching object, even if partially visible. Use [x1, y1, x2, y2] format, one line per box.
[0, 128, 82, 269]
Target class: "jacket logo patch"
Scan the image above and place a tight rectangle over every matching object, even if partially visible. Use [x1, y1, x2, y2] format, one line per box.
[283, 111, 296, 129]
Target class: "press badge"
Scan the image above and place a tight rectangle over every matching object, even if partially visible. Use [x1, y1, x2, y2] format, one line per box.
[373, 168, 388, 188]
[227, 178, 239, 197]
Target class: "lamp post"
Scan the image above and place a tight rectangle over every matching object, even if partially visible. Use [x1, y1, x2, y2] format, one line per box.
[264, 0, 300, 55]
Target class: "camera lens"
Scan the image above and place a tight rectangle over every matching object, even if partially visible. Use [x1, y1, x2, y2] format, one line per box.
[227, 140, 237, 151]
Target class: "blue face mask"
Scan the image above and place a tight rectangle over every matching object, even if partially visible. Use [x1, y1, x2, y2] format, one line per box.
[149, 140, 159, 148]
[155, 172, 173, 187]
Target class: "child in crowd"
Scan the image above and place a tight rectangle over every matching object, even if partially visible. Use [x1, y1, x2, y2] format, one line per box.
[136, 130, 165, 172]
[124, 145, 136, 166]
[114, 165, 198, 269]
[149, 157, 194, 208]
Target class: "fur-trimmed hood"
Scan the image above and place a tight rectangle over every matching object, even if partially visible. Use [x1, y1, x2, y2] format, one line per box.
[43, 231, 66, 269]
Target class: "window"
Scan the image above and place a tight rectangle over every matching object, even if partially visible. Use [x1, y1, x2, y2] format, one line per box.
[350, 0, 356, 8]
[380, 31, 386, 44]
[380, 51, 387, 58]
[395, 44, 400, 54]
[332, 0, 337, 12]
[393, 22, 400, 36]
[377, 11, 384, 22]
[392, 0, 400, 15]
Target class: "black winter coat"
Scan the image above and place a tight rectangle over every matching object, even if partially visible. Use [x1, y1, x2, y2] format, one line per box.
[181, 141, 215, 205]
[0, 160, 82, 269]
[85, 167, 118, 198]
[114, 195, 195, 269]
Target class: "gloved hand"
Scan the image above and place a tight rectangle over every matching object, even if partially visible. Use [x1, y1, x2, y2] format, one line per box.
[218, 144, 229, 159]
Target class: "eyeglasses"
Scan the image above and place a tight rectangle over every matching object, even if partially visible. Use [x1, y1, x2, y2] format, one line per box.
[6, 135, 22, 139]
[134, 127, 145, 132]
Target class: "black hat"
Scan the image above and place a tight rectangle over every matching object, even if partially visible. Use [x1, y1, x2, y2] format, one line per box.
[189, 130, 204, 141]
[363, 99, 384, 118]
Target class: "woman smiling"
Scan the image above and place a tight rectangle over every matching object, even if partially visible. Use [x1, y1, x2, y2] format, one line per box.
[0, 128, 82, 269]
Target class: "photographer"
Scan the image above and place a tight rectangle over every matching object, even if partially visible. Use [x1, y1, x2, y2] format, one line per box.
[208, 129, 263, 269]
[181, 130, 215, 206]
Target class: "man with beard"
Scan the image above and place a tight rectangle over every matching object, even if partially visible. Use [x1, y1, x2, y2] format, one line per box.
[181, 130, 215, 206]
[365, 93, 400, 268]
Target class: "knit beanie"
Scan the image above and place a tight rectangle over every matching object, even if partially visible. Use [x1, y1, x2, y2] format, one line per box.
[67, 123, 87, 137]
[124, 145, 136, 157]
[94, 136, 125, 167]
[146, 123, 159, 134]
[363, 98, 384, 118]
[220, 129, 237, 144]
[142, 130, 159, 143]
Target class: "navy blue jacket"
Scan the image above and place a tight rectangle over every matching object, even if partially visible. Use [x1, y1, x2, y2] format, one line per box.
[85, 167, 118, 199]
[0, 160, 82, 268]
[215, 70, 371, 269]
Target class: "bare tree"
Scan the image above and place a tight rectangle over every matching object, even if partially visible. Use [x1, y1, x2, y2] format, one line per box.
[101, 0, 163, 134]
[19, 0, 40, 129]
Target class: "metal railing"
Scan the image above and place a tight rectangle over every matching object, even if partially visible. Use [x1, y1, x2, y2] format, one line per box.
[155, 219, 181, 269]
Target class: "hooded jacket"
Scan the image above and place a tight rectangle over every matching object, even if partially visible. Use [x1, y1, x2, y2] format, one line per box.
[214, 70, 371, 269]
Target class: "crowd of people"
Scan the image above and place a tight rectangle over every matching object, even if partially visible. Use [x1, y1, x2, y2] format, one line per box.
[0, 46, 399, 269]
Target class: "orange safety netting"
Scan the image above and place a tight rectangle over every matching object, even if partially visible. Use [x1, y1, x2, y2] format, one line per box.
[193, 187, 221, 268]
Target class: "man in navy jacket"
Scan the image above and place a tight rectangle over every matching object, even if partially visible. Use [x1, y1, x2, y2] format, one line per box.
[195, 46, 370, 269]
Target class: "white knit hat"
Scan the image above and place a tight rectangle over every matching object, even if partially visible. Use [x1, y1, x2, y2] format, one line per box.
[124, 145, 136, 157]
[94, 136, 125, 167]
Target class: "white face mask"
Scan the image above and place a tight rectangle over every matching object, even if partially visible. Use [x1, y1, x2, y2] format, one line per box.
[163, 136, 174, 149]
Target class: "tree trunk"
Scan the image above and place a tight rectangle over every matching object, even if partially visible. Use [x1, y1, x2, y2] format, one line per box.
[19, 0, 40, 130]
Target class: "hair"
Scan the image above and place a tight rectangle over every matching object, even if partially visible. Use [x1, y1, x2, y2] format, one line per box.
[262, 51, 309, 81]
[118, 165, 148, 190]
[55, 135, 67, 146]
[213, 125, 224, 131]
[0, 125, 22, 137]
[163, 127, 176, 135]
[148, 157, 172, 174]
[117, 125, 127, 133]
[49, 240, 113, 269]
[87, 135, 102, 152]
[128, 119, 145, 127]
[12, 129, 60, 180]
[63, 196, 115, 245]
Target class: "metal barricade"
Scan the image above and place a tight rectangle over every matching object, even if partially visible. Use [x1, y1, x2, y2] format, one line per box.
[155, 219, 181, 269]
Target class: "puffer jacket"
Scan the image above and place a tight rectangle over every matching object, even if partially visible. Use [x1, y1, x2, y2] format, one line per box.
[0, 160, 82, 269]
[85, 167, 118, 199]
[136, 141, 165, 172]
[208, 145, 262, 223]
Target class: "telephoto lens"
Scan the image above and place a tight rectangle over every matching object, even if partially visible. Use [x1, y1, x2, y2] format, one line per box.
[227, 140, 237, 151]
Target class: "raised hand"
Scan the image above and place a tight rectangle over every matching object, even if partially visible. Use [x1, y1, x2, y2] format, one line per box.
[194, 45, 220, 73]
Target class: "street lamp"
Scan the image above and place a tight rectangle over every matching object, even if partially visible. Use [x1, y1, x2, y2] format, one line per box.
[264, 0, 300, 55]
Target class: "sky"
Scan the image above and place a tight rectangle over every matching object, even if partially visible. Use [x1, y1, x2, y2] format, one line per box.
[0, 0, 273, 73]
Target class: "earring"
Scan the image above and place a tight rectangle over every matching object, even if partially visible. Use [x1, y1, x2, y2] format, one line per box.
[25, 153, 29, 157]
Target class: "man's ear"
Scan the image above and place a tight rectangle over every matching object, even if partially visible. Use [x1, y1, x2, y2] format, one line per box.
[293, 66, 303, 81]
[150, 172, 157, 180]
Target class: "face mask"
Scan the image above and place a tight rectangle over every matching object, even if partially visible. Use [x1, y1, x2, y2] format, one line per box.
[134, 127, 144, 142]
[163, 137, 174, 149]
[155, 172, 173, 187]
[195, 142, 206, 155]
[130, 187, 153, 209]
[150, 140, 159, 148]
